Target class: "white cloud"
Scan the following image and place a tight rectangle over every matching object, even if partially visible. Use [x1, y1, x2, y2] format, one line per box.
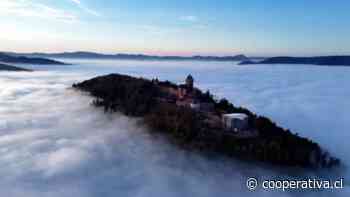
[180, 15, 199, 23]
[179, 15, 210, 30]
[0, 0, 100, 22]
[0, 0, 78, 23]
[37, 147, 91, 176]
[70, 0, 82, 5]
[69, 0, 100, 17]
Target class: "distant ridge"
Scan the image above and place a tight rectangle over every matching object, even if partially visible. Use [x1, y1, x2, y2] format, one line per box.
[0, 63, 32, 71]
[0, 53, 66, 65]
[4, 51, 249, 62]
[239, 56, 350, 66]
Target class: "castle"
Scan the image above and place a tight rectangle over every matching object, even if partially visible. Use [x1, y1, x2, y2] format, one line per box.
[177, 74, 195, 101]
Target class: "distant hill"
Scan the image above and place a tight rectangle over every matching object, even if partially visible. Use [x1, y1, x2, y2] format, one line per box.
[0, 53, 66, 65]
[239, 56, 350, 66]
[0, 63, 32, 71]
[4, 51, 249, 61]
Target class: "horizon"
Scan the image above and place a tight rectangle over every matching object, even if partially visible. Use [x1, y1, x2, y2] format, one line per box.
[2, 0, 350, 56]
[4, 50, 350, 58]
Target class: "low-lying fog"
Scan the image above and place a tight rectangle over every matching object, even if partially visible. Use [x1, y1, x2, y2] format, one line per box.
[0, 60, 348, 196]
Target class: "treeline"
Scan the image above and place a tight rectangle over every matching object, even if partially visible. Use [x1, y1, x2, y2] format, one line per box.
[146, 99, 338, 167]
[74, 74, 160, 116]
[215, 98, 339, 167]
[73, 73, 340, 168]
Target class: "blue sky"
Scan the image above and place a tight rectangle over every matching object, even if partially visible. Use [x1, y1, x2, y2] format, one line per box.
[1, 0, 350, 56]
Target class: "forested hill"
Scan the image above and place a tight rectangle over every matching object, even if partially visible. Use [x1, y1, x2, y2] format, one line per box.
[0, 53, 66, 65]
[73, 73, 340, 169]
[0, 63, 32, 71]
[240, 56, 350, 66]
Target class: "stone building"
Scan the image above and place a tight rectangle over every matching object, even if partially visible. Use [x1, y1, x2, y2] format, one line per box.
[222, 113, 249, 132]
[175, 75, 215, 113]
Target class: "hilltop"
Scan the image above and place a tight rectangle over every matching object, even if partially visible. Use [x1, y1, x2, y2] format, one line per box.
[73, 73, 340, 168]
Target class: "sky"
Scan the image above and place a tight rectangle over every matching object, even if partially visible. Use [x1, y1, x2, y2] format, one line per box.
[1, 0, 350, 56]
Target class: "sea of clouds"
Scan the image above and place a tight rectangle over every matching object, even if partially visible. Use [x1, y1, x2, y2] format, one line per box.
[0, 60, 348, 196]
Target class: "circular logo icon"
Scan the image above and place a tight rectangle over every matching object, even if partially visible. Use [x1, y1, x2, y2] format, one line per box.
[247, 177, 258, 191]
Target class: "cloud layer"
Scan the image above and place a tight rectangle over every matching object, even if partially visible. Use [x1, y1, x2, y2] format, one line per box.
[0, 61, 348, 197]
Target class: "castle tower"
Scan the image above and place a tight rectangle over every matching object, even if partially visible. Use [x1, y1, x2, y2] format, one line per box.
[186, 74, 194, 89]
